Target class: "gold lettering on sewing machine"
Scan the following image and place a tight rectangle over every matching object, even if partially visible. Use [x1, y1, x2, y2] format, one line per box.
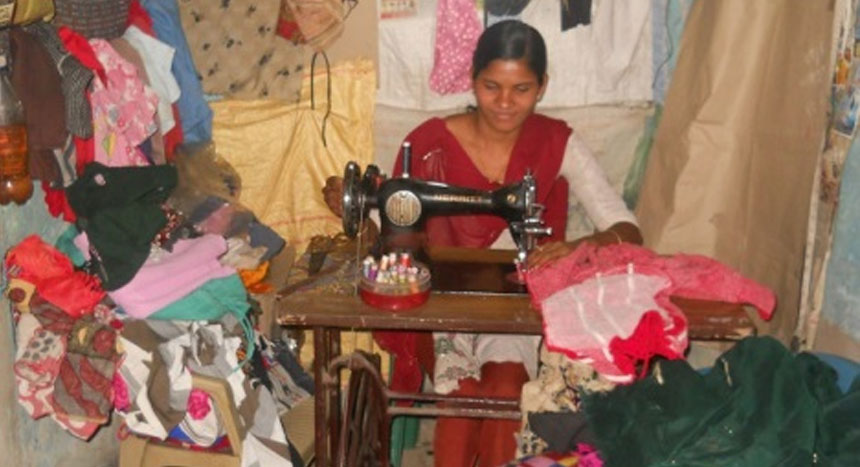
[427, 194, 485, 204]
[385, 190, 422, 227]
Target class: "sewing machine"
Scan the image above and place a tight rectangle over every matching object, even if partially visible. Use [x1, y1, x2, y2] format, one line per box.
[340, 143, 553, 267]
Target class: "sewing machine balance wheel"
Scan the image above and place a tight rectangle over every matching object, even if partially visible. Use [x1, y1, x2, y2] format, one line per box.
[342, 161, 363, 238]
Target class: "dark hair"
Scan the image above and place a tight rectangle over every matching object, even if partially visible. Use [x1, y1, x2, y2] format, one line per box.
[472, 20, 547, 85]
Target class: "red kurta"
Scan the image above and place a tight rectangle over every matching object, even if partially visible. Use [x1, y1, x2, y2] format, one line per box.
[378, 113, 573, 394]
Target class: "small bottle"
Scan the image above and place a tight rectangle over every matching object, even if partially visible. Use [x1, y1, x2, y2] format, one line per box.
[0, 55, 33, 205]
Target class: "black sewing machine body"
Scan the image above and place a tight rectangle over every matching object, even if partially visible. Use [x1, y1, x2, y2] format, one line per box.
[341, 144, 552, 264]
[368, 176, 530, 233]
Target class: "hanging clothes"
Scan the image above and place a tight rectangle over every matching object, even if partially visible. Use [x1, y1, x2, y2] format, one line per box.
[23, 22, 93, 139]
[141, 0, 213, 144]
[87, 39, 159, 167]
[9, 27, 65, 183]
[429, 0, 483, 94]
[560, 0, 592, 31]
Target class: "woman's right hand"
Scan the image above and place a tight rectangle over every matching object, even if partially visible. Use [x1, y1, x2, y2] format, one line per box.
[322, 176, 344, 218]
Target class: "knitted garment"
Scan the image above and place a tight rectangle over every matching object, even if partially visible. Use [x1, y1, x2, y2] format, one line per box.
[526, 243, 775, 383]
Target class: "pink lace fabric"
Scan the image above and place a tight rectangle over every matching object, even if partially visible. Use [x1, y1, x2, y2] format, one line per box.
[429, 0, 483, 94]
[526, 243, 776, 382]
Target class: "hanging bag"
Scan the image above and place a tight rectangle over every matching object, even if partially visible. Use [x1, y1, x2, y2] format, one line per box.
[283, 0, 346, 52]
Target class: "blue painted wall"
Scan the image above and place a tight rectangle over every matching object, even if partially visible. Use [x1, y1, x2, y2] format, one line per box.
[0, 186, 119, 467]
[822, 137, 860, 343]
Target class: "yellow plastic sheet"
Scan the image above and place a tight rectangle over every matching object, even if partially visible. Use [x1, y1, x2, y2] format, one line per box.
[213, 59, 384, 377]
[212, 58, 376, 255]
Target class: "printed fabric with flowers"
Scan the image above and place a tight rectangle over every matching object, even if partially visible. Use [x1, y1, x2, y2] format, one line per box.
[88, 39, 159, 168]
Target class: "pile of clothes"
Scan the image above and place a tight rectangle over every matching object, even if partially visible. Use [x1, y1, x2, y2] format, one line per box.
[4, 144, 310, 466]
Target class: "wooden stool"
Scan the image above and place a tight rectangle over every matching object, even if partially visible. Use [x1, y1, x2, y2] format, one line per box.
[118, 374, 245, 467]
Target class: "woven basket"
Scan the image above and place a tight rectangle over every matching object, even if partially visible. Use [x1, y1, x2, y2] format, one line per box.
[53, 0, 130, 39]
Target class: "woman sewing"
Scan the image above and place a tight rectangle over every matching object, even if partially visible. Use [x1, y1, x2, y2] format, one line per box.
[323, 19, 641, 467]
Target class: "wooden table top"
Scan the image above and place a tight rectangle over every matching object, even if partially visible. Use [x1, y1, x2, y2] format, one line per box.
[277, 291, 539, 334]
[275, 247, 757, 340]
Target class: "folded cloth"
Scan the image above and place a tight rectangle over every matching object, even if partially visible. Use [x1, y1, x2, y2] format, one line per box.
[65, 162, 177, 290]
[74, 233, 235, 318]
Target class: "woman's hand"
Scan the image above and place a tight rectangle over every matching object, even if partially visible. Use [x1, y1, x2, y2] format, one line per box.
[527, 240, 579, 269]
[322, 176, 344, 218]
[527, 222, 642, 269]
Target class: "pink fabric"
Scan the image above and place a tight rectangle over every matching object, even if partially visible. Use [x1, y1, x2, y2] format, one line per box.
[14, 327, 67, 388]
[196, 203, 235, 235]
[13, 298, 106, 440]
[75, 233, 236, 318]
[429, 0, 483, 94]
[88, 39, 159, 167]
[186, 389, 212, 420]
[113, 373, 130, 411]
[537, 269, 684, 382]
[526, 243, 776, 382]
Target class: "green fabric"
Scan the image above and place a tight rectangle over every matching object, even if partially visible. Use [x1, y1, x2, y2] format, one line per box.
[66, 162, 177, 290]
[148, 274, 256, 363]
[622, 104, 662, 210]
[55, 224, 85, 267]
[147, 274, 248, 321]
[583, 337, 860, 467]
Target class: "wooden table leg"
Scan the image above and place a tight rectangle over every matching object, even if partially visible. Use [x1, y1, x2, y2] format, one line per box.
[328, 328, 341, 465]
[313, 326, 329, 467]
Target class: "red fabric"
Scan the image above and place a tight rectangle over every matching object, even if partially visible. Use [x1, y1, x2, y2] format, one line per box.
[74, 133, 95, 175]
[434, 362, 528, 467]
[376, 114, 571, 394]
[608, 310, 681, 379]
[163, 105, 183, 161]
[525, 242, 775, 382]
[4, 235, 105, 317]
[277, 19, 304, 43]
[57, 27, 107, 85]
[526, 242, 776, 320]
[42, 181, 77, 222]
[126, 0, 155, 35]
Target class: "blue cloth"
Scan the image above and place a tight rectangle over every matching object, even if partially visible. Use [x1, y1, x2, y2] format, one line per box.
[141, 0, 213, 144]
[814, 353, 860, 394]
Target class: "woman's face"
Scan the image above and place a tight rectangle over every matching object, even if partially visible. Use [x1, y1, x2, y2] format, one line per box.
[473, 58, 546, 134]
